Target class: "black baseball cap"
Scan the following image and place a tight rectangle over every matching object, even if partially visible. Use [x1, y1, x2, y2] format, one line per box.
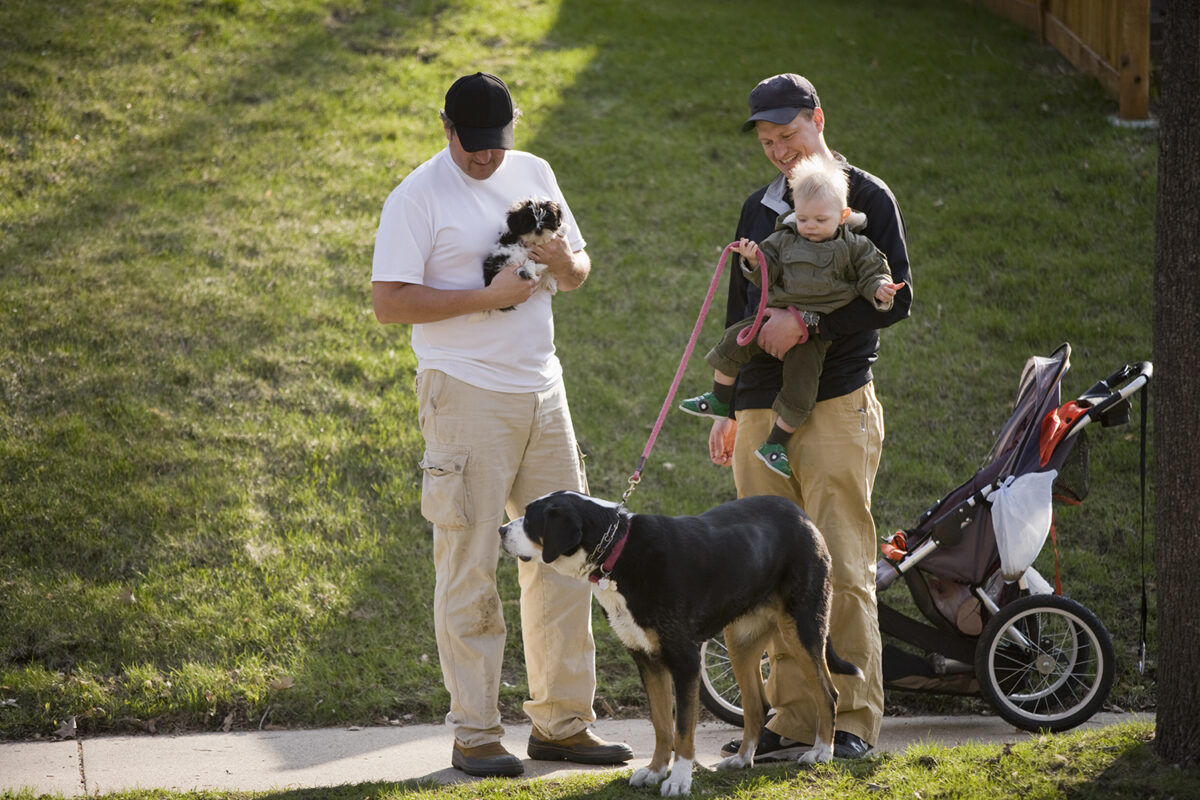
[741, 73, 820, 132]
[444, 72, 514, 152]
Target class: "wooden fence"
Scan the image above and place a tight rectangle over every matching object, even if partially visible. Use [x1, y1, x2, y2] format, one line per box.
[974, 0, 1151, 120]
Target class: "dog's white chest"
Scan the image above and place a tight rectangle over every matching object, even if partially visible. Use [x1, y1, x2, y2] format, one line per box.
[594, 587, 659, 654]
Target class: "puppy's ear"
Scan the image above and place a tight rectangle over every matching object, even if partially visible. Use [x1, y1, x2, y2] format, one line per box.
[539, 502, 583, 563]
[506, 202, 536, 236]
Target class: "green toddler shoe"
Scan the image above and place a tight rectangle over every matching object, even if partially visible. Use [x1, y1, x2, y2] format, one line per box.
[678, 392, 730, 419]
[755, 442, 792, 478]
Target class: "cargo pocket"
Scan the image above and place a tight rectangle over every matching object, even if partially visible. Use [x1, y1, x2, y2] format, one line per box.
[418, 445, 471, 528]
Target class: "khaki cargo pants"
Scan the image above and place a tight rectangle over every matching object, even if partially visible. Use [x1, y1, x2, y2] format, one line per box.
[732, 382, 885, 747]
[416, 370, 596, 748]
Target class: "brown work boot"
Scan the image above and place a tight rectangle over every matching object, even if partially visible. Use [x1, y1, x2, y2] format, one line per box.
[527, 727, 634, 764]
[451, 740, 524, 777]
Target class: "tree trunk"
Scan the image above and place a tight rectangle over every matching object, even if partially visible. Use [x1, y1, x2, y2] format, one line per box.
[1152, 0, 1200, 768]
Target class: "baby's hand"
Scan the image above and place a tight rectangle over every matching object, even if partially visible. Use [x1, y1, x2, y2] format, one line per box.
[733, 238, 761, 263]
[875, 281, 905, 302]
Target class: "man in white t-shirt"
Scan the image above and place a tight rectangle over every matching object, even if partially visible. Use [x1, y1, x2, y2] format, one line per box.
[371, 72, 631, 779]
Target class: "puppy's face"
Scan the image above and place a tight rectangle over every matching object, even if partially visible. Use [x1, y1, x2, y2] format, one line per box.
[506, 199, 563, 246]
[499, 491, 616, 581]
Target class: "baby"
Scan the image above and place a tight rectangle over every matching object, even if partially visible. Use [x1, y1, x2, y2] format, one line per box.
[680, 154, 904, 477]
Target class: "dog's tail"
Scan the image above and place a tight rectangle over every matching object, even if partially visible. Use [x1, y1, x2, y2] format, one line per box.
[825, 638, 864, 678]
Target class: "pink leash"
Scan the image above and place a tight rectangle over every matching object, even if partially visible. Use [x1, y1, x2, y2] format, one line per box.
[624, 242, 769, 497]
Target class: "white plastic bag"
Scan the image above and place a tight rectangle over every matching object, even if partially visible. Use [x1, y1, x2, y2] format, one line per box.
[990, 470, 1058, 581]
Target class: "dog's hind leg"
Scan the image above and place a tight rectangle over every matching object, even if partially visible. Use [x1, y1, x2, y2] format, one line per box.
[628, 652, 674, 790]
[777, 612, 839, 764]
[717, 619, 774, 771]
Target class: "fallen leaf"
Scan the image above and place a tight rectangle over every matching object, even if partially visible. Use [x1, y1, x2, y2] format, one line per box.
[269, 676, 296, 691]
[54, 716, 77, 740]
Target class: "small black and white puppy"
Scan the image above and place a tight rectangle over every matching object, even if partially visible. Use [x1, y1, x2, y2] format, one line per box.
[481, 198, 565, 311]
[500, 491, 861, 796]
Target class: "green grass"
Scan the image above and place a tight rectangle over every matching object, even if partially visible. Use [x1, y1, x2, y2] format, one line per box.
[1, 0, 1156, 746]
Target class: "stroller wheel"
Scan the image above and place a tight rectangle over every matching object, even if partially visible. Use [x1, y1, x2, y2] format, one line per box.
[974, 593, 1115, 732]
[698, 633, 770, 727]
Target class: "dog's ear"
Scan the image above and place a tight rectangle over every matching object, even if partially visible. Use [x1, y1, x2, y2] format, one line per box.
[505, 202, 537, 236]
[538, 501, 583, 563]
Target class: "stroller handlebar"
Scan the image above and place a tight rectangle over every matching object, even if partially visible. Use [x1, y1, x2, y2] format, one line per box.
[1070, 359, 1152, 436]
[1109, 360, 1152, 388]
[1078, 360, 1152, 403]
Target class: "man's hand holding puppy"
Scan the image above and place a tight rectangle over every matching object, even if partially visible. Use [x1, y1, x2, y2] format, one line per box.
[487, 260, 541, 308]
[529, 233, 590, 291]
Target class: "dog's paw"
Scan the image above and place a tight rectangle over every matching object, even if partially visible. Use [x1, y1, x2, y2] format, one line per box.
[660, 758, 693, 796]
[797, 742, 833, 765]
[715, 753, 753, 771]
[630, 765, 666, 787]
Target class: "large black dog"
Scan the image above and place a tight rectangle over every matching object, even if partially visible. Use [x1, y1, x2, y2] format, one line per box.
[499, 491, 859, 796]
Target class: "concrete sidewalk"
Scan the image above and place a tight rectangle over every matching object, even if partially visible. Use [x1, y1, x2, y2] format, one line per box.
[1, 713, 1150, 796]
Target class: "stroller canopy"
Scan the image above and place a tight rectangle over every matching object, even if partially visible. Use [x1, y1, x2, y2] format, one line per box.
[907, 344, 1072, 585]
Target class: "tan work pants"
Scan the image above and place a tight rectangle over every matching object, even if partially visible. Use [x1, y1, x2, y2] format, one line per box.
[732, 382, 885, 746]
[416, 370, 596, 748]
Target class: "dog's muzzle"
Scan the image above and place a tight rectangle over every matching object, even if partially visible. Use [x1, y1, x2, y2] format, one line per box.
[499, 519, 533, 562]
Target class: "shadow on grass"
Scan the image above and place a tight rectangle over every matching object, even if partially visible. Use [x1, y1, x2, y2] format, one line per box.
[1, 0, 441, 731]
[1059, 736, 1200, 799]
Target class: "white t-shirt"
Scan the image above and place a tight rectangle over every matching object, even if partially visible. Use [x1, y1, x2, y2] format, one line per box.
[372, 148, 586, 393]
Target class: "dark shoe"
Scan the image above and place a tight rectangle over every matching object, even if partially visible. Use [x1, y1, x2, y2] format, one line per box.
[833, 730, 872, 759]
[451, 740, 524, 777]
[719, 726, 811, 762]
[528, 727, 634, 764]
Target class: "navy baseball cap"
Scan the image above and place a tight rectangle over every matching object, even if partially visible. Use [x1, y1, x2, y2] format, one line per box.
[741, 73, 820, 132]
[444, 72, 514, 152]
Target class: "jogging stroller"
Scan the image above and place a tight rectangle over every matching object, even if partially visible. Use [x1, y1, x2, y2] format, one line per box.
[698, 343, 1152, 733]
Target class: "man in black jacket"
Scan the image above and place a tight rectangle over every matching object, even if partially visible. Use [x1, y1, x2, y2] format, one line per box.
[709, 73, 912, 761]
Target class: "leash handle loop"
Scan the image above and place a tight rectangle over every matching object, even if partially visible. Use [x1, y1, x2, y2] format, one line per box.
[733, 246, 772, 346]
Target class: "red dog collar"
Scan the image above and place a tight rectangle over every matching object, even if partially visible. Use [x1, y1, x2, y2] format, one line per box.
[589, 517, 630, 586]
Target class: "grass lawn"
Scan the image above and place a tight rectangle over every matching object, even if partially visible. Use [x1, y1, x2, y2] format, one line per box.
[1, 0, 1157, 763]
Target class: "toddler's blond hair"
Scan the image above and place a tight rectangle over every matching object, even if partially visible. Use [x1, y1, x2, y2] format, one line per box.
[786, 154, 849, 211]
